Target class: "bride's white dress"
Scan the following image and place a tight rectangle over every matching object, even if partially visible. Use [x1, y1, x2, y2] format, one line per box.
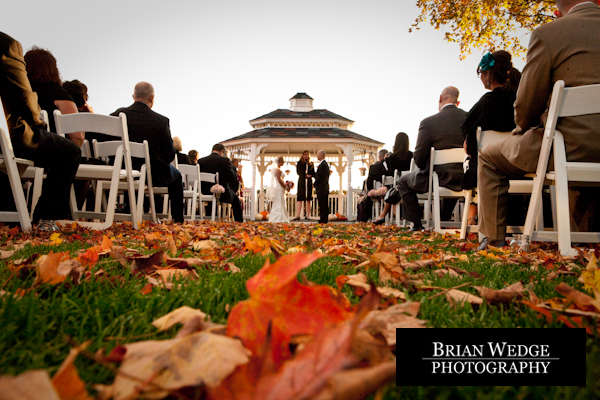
[268, 168, 289, 223]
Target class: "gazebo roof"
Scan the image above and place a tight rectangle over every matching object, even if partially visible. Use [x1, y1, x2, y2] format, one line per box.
[222, 127, 383, 145]
[290, 92, 313, 100]
[250, 109, 353, 123]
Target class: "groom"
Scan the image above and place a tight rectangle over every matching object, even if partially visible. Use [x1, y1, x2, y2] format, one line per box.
[314, 150, 330, 224]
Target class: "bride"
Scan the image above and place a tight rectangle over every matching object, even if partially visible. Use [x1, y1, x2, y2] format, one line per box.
[268, 156, 290, 223]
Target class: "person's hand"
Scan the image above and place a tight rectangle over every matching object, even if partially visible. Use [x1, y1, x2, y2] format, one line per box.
[306, 174, 312, 178]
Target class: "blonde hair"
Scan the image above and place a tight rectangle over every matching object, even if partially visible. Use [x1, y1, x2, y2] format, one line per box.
[172, 137, 183, 152]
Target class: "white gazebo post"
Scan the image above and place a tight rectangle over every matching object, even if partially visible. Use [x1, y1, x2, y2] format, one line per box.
[249, 143, 258, 216]
[333, 154, 346, 214]
[257, 155, 269, 212]
[342, 144, 354, 220]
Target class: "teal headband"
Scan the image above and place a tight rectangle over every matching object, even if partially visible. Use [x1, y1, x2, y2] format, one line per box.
[478, 52, 496, 73]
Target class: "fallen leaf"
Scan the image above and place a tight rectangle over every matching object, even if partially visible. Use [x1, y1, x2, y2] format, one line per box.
[555, 282, 600, 312]
[579, 254, 600, 300]
[0, 370, 60, 400]
[312, 361, 396, 400]
[35, 252, 78, 285]
[167, 235, 177, 257]
[361, 302, 426, 346]
[191, 240, 219, 251]
[111, 332, 250, 400]
[152, 306, 207, 332]
[155, 268, 197, 289]
[371, 252, 406, 284]
[445, 289, 483, 307]
[474, 282, 526, 305]
[227, 252, 353, 367]
[51, 345, 92, 400]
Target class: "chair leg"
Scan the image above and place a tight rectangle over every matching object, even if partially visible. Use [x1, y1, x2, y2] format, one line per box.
[554, 175, 577, 257]
[211, 199, 216, 222]
[30, 168, 44, 219]
[433, 175, 441, 233]
[460, 190, 472, 240]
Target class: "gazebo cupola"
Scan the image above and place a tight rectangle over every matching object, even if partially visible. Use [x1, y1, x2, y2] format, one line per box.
[290, 92, 314, 112]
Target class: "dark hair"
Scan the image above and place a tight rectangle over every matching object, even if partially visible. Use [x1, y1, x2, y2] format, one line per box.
[393, 132, 410, 156]
[212, 143, 225, 152]
[62, 80, 88, 109]
[299, 150, 309, 162]
[487, 51, 522, 92]
[188, 150, 198, 160]
[24, 47, 61, 84]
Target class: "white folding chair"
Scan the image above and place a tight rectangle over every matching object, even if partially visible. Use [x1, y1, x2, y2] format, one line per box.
[54, 111, 140, 229]
[521, 81, 600, 256]
[459, 128, 545, 240]
[0, 98, 38, 231]
[426, 147, 471, 233]
[371, 180, 383, 221]
[381, 170, 400, 225]
[198, 171, 217, 221]
[179, 164, 200, 221]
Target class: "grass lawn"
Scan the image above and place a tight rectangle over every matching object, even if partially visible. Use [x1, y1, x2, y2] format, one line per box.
[0, 221, 598, 399]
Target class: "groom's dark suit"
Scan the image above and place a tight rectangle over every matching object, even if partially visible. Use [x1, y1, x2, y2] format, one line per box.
[314, 159, 330, 223]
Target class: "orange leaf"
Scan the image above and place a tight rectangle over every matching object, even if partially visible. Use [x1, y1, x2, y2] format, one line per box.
[242, 232, 272, 255]
[226, 252, 353, 367]
[36, 252, 74, 285]
[52, 346, 92, 400]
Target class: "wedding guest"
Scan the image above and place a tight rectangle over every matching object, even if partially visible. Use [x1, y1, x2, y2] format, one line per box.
[0, 32, 80, 231]
[24, 47, 84, 147]
[366, 149, 389, 191]
[198, 144, 243, 222]
[462, 51, 522, 224]
[478, 0, 600, 249]
[232, 158, 244, 193]
[293, 150, 315, 221]
[314, 150, 330, 224]
[112, 82, 184, 223]
[188, 149, 199, 165]
[372, 133, 413, 224]
[396, 87, 467, 231]
[173, 136, 191, 165]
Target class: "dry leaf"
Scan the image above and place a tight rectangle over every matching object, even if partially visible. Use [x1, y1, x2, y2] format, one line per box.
[51, 345, 92, 400]
[0, 370, 60, 400]
[191, 240, 219, 251]
[474, 282, 526, 304]
[361, 302, 426, 346]
[445, 289, 483, 307]
[155, 269, 197, 289]
[152, 306, 207, 332]
[555, 282, 600, 312]
[111, 332, 250, 400]
[313, 361, 396, 400]
[35, 252, 79, 285]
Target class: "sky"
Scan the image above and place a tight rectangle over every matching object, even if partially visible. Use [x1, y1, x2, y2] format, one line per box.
[3, 0, 528, 190]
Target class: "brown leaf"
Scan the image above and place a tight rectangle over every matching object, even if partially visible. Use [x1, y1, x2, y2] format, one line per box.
[361, 302, 427, 346]
[155, 269, 197, 289]
[0, 370, 60, 400]
[312, 361, 396, 400]
[556, 282, 600, 312]
[52, 345, 92, 400]
[433, 268, 460, 278]
[35, 252, 79, 285]
[474, 282, 526, 305]
[111, 332, 250, 399]
[152, 306, 207, 332]
[445, 289, 483, 307]
[371, 252, 406, 284]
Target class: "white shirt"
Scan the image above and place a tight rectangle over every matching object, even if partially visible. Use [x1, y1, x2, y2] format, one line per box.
[568, 1, 596, 14]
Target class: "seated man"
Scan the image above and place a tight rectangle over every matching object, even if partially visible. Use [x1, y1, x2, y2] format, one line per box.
[0, 31, 81, 231]
[478, 0, 600, 249]
[198, 143, 243, 222]
[397, 86, 467, 231]
[366, 149, 389, 192]
[111, 82, 183, 223]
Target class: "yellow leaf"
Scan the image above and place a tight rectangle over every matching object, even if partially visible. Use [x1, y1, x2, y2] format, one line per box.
[49, 233, 63, 245]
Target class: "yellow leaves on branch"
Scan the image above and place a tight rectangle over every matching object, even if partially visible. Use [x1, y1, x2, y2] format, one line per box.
[412, 0, 555, 58]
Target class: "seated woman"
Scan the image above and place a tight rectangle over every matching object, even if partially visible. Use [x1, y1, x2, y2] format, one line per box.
[462, 50, 521, 224]
[373, 132, 413, 225]
[0, 33, 80, 231]
[25, 48, 84, 147]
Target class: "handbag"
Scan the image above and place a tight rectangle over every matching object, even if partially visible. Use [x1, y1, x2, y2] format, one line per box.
[384, 186, 401, 204]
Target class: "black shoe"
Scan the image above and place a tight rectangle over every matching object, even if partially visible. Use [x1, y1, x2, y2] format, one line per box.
[373, 218, 386, 225]
[408, 225, 423, 232]
[478, 237, 507, 251]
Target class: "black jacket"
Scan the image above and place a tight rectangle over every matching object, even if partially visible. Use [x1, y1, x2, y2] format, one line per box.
[410, 105, 467, 192]
[366, 160, 388, 191]
[111, 102, 175, 185]
[197, 152, 239, 198]
[314, 160, 330, 193]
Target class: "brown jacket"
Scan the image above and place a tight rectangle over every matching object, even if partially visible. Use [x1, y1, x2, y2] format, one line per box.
[512, 2, 600, 170]
[0, 32, 44, 149]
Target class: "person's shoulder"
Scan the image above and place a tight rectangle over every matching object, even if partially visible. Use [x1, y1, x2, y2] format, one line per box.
[147, 108, 169, 124]
[0, 32, 20, 55]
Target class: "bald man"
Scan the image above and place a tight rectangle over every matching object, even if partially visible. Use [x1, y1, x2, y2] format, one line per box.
[112, 82, 183, 222]
[390, 87, 467, 230]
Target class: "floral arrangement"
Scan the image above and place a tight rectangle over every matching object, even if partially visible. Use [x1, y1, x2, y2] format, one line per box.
[255, 211, 269, 221]
[210, 184, 225, 195]
[335, 213, 348, 221]
[285, 181, 294, 191]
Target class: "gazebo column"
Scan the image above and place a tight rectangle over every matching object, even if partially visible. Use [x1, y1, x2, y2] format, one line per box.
[257, 156, 269, 212]
[333, 154, 347, 214]
[249, 144, 258, 217]
[342, 144, 354, 220]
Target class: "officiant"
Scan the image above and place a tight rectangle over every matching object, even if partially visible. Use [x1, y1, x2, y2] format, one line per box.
[314, 150, 330, 224]
[293, 150, 315, 221]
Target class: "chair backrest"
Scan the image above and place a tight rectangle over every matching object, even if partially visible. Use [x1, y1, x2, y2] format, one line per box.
[40, 110, 49, 130]
[476, 127, 513, 152]
[81, 139, 92, 158]
[179, 164, 200, 189]
[0, 98, 15, 160]
[382, 170, 397, 186]
[430, 147, 465, 167]
[199, 171, 217, 184]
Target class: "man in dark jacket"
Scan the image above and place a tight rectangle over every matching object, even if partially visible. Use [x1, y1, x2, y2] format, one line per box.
[0, 32, 80, 231]
[366, 149, 389, 191]
[397, 86, 467, 231]
[314, 150, 330, 224]
[111, 82, 183, 223]
[198, 143, 243, 222]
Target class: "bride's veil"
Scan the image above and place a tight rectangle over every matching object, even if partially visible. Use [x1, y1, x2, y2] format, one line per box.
[266, 165, 278, 201]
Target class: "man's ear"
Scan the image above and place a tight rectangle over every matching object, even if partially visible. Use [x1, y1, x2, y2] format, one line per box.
[456, 100, 460, 107]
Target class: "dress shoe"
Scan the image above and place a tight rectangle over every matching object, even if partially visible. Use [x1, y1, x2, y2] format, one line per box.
[373, 218, 386, 225]
[408, 225, 423, 232]
[477, 237, 507, 251]
[291, 217, 300, 221]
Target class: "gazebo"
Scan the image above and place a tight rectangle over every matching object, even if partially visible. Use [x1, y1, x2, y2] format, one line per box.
[221, 93, 383, 220]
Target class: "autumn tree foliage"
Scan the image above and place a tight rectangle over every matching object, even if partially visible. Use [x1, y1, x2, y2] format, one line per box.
[411, 0, 556, 58]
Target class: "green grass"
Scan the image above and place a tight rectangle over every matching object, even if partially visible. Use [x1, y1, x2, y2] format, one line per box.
[0, 235, 598, 399]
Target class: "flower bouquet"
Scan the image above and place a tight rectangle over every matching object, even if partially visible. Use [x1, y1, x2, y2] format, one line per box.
[285, 181, 294, 191]
[210, 184, 225, 196]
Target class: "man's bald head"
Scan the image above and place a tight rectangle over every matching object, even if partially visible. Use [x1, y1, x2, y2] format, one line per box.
[133, 81, 155, 107]
[439, 86, 460, 110]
